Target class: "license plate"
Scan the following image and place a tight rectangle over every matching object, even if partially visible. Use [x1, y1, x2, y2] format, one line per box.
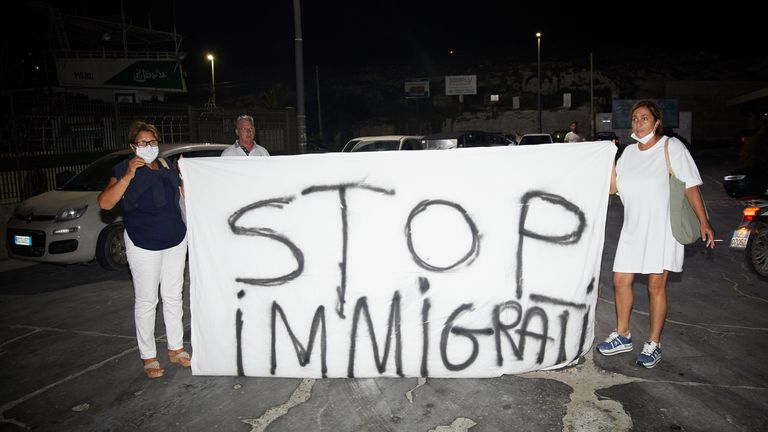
[13, 235, 32, 246]
[730, 228, 750, 250]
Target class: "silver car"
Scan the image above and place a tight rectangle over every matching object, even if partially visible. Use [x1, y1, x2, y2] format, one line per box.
[341, 135, 425, 152]
[5, 143, 228, 270]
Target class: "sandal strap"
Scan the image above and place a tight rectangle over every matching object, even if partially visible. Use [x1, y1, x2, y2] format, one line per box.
[143, 360, 161, 370]
[171, 350, 190, 360]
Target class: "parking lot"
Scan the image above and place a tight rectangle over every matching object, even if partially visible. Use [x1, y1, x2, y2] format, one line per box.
[1, 148, 767, 431]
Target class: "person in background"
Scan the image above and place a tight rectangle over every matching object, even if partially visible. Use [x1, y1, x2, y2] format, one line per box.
[221, 115, 270, 157]
[564, 121, 584, 143]
[739, 124, 768, 193]
[596, 100, 715, 368]
[98, 121, 191, 379]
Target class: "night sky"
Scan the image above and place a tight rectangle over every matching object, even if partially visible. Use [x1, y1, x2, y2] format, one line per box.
[6, 1, 766, 92]
[173, 2, 766, 86]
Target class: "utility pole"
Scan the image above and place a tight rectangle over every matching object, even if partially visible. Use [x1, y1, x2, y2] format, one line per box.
[590, 52, 594, 138]
[206, 54, 216, 108]
[120, 0, 128, 57]
[536, 32, 542, 133]
[316, 65, 323, 140]
[293, 0, 307, 154]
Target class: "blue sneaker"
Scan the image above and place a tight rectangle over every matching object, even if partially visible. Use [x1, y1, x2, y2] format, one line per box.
[636, 341, 662, 368]
[596, 331, 633, 356]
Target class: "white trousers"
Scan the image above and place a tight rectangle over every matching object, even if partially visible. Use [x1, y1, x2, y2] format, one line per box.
[125, 231, 188, 360]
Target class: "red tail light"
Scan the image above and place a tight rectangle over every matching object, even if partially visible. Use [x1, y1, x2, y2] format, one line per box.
[743, 207, 760, 221]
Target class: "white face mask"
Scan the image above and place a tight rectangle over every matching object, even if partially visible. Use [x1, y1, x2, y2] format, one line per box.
[631, 120, 659, 144]
[136, 146, 159, 163]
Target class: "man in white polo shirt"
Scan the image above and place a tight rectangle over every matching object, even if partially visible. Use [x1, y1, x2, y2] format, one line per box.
[221, 115, 270, 157]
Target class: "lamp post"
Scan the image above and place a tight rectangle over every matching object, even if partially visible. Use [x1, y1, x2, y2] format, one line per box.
[206, 53, 216, 108]
[536, 32, 542, 133]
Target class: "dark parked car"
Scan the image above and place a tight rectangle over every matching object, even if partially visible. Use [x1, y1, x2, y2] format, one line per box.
[488, 133, 515, 145]
[552, 130, 569, 143]
[421, 131, 510, 150]
[723, 168, 768, 199]
[593, 131, 621, 146]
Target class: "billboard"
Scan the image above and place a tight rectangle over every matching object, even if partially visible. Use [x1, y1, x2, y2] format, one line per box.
[56, 58, 186, 92]
[611, 99, 679, 129]
[445, 75, 477, 96]
[405, 79, 430, 98]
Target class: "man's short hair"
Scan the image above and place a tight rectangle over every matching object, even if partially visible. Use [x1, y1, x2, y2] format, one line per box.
[236, 115, 255, 129]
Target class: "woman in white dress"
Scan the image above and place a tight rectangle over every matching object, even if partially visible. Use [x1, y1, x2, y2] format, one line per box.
[597, 100, 715, 368]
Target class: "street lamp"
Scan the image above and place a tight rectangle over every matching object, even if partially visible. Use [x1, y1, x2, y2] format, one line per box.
[536, 32, 542, 133]
[206, 53, 216, 108]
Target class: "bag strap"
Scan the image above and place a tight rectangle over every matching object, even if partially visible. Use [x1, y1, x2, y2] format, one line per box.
[662, 137, 675, 177]
[664, 138, 709, 218]
[157, 157, 170, 170]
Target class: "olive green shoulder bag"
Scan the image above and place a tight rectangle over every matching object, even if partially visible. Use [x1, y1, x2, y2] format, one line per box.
[664, 138, 703, 245]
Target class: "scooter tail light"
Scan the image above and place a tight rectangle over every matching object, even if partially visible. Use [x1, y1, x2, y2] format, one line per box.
[743, 207, 760, 220]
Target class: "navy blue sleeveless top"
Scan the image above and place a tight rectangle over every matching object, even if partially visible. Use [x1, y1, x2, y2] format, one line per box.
[112, 157, 186, 250]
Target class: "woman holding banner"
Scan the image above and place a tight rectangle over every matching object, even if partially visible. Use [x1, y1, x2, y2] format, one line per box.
[98, 121, 191, 379]
[597, 100, 714, 368]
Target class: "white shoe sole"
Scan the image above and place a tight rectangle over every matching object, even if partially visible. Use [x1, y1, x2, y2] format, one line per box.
[637, 357, 661, 368]
[596, 345, 633, 356]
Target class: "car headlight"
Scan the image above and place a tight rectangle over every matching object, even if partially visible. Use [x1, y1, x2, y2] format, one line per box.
[55, 205, 88, 221]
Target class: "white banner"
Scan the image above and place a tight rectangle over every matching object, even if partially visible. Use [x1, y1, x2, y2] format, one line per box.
[445, 75, 477, 96]
[181, 142, 616, 378]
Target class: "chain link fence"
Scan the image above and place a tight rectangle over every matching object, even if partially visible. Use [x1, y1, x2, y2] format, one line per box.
[0, 95, 297, 204]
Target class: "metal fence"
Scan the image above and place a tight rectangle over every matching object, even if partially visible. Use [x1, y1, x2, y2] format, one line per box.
[0, 96, 297, 204]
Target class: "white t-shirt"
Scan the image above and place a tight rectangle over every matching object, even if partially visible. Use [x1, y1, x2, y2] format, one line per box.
[613, 137, 702, 273]
[221, 141, 270, 157]
[564, 131, 584, 143]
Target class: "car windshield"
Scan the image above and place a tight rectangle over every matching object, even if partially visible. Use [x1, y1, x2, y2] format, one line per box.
[353, 140, 400, 152]
[520, 135, 552, 145]
[341, 140, 362, 152]
[401, 139, 426, 150]
[424, 139, 458, 150]
[59, 153, 129, 191]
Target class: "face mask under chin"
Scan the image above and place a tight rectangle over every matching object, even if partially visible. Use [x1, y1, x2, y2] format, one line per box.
[631, 121, 659, 145]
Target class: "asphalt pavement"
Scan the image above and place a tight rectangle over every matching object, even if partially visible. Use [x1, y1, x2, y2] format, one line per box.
[1, 148, 767, 431]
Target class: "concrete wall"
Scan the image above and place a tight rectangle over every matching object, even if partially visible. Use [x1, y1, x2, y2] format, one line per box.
[442, 107, 593, 138]
[352, 106, 596, 140]
[665, 80, 767, 142]
[0, 203, 15, 260]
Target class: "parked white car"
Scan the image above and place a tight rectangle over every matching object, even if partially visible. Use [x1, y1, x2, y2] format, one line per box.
[5, 143, 228, 270]
[341, 135, 425, 152]
[517, 133, 554, 145]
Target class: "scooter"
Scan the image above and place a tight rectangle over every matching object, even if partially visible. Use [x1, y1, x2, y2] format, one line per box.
[729, 198, 768, 280]
[724, 169, 768, 280]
